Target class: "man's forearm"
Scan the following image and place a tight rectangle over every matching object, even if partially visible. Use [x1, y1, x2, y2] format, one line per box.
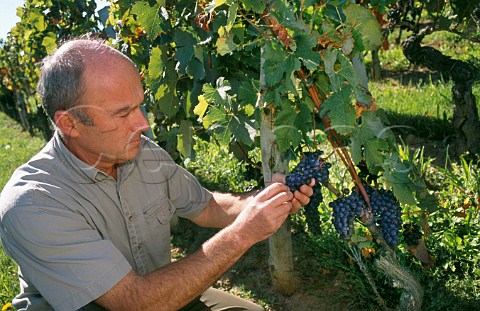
[96, 224, 253, 310]
[191, 190, 260, 228]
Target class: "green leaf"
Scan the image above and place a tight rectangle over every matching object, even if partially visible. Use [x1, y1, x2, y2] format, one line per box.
[186, 58, 206, 80]
[178, 120, 193, 158]
[203, 78, 231, 105]
[319, 86, 355, 135]
[263, 42, 301, 93]
[274, 125, 302, 152]
[384, 170, 417, 205]
[41, 32, 57, 54]
[148, 46, 166, 79]
[293, 32, 320, 71]
[156, 84, 179, 118]
[294, 102, 313, 137]
[242, 0, 266, 13]
[226, 3, 238, 32]
[238, 80, 259, 106]
[203, 106, 226, 128]
[153, 61, 179, 118]
[295, 49, 320, 71]
[230, 115, 256, 146]
[350, 110, 393, 170]
[175, 29, 197, 73]
[364, 138, 389, 174]
[275, 100, 297, 127]
[27, 10, 46, 32]
[132, 2, 164, 40]
[324, 50, 356, 91]
[343, 3, 383, 50]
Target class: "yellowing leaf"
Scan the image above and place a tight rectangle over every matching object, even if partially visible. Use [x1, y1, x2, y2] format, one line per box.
[194, 95, 209, 120]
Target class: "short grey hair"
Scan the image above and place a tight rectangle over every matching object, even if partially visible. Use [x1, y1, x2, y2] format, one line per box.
[37, 37, 124, 124]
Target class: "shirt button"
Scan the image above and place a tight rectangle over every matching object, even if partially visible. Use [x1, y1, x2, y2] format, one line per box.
[128, 215, 134, 221]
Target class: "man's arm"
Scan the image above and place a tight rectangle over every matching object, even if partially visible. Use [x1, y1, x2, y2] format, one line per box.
[191, 174, 315, 228]
[95, 182, 294, 310]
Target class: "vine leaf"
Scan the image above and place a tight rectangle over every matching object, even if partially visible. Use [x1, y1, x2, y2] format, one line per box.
[226, 2, 238, 32]
[351, 111, 393, 174]
[364, 138, 389, 174]
[203, 106, 225, 129]
[216, 27, 237, 55]
[175, 29, 197, 74]
[319, 86, 355, 135]
[131, 2, 164, 40]
[343, 3, 383, 51]
[241, 0, 267, 14]
[323, 49, 356, 91]
[41, 32, 57, 54]
[178, 120, 193, 158]
[148, 46, 165, 80]
[154, 61, 180, 118]
[293, 32, 320, 71]
[274, 125, 302, 152]
[273, 100, 303, 151]
[230, 115, 256, 146]
[383, 154, 418, 205]
[264, 42, 301, 93]
[194, 95, 209, 120]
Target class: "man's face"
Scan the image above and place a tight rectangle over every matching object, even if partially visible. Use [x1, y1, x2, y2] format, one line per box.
[68, 56, 150, 169]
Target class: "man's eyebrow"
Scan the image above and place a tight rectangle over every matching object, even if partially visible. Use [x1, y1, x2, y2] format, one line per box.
[111, 103, 138, 115]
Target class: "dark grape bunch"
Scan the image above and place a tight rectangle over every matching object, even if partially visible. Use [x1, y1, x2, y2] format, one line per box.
[367, 187, 402, 248]
[304, 185, 323, 236]
[285, 151, 331, 192]
[402, 222, 423, 246]
[330, 189, 364, 240]
[286, 151, 331, 236]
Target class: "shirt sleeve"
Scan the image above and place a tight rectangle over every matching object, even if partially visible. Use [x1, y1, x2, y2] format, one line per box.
[0, 191, 132, 311]
[138, 138, 213, 219]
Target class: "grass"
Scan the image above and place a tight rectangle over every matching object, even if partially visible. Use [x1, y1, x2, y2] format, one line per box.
[366, 27, 480, 146]
[0, 112, 46, 307]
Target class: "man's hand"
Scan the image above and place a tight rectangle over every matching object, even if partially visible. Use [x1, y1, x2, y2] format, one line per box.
[232, 182, 294, 246]
[270, 173, 315, 214]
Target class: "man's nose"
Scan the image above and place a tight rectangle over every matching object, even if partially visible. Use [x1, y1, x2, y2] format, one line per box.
[132, 107, 151, 133]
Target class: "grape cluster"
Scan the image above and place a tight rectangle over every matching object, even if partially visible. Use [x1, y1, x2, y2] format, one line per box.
[304, 185, 323, 236]
[402, 222, 423, 246]
[330, 190, 364, 240]
[285, 151, 331, 236]
[367, 187, 402, 248]
[285, 152, 330, 192]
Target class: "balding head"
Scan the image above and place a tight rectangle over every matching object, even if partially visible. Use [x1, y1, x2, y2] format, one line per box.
[37, 38, 134, 124]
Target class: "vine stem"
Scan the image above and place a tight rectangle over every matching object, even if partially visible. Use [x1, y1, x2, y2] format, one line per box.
[297, 68, 371, 209]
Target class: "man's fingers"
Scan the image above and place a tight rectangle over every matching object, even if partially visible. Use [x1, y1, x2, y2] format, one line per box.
[259, 182, 290, 200]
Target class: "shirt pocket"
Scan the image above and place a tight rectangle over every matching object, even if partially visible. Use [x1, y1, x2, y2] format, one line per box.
[143, 194, 175, 225]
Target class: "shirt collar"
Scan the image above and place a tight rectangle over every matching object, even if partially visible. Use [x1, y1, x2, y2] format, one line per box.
[52, 130, 136, 183]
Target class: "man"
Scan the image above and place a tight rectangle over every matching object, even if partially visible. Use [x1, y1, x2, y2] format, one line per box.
[0, 38, 313, 310]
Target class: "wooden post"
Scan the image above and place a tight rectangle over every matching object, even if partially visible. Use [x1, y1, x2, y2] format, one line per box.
[258, 48, 297, 295]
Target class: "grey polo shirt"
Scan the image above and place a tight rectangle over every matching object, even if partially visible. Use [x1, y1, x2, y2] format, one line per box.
[0, 131, 212, 310]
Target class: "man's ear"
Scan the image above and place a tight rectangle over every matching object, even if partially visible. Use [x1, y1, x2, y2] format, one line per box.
[54, 110, 80, 138]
